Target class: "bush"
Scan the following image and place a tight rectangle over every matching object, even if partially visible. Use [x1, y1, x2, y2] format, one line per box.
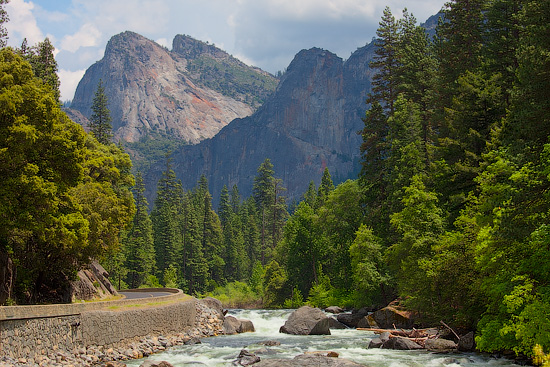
[205, 281, 262, 308]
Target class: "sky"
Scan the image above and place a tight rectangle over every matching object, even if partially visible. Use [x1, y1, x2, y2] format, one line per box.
[4, 0, 445, 101]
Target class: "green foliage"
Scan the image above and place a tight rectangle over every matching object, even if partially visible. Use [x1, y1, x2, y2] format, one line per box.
[283, 287, 305, 309]
[163, 264, 178, 288]
[306, 275, 354, 309]
[0, 49, 134, 303]
[263, 260, 289, 308]
[249, 261, 265, 297]
[123, 172, 155, 288]
[253, 158, 288, 264]
[140, 275, 162, 288]
[316, 180, 364, 290]
[205, 281, 262, 308]
[534, 344, 550, 367]
[19, 38, 61, 101]
[281, 202, 320, 297]
[349, 225, 392, 306]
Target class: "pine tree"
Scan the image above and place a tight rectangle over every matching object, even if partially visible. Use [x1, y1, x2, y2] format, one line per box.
[26, 38, 60, 102]
[358, 101, 390, 237]
[435, 0, 485, 106]
[315, 167, 335, 209]
[181, 193, 209, 293]
[253, 159, 275, 264]
[386, 95, 425, 214]
[89, 79, 113, 144]
[218, 185, 231, 229]
[369, 6, 401, 115]
[151, 157, 183, 278]
[252, 159, 288, 264]
[124, 172, 155, 288]
[303, 181, 317, 208]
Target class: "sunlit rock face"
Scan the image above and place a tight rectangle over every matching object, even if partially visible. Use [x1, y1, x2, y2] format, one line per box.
[70, 31, 277, 143]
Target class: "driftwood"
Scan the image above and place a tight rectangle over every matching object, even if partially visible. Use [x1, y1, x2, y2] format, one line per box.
[357, 328, 410, 337]
[440, 320, 461, 340]
[357, 327, 434, 338]
[357, 327, 438, 348]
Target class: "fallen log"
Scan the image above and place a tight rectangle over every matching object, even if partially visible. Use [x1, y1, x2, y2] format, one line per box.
[357, 328, 410, 337]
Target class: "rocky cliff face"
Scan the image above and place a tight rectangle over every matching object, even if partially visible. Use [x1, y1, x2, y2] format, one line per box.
[70, 32, 277, 143]
[145, 42, 377, 204]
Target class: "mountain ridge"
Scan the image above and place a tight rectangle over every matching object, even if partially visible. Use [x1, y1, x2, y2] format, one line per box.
[144, 42, 378, 206]
[69, 31, 278, 144]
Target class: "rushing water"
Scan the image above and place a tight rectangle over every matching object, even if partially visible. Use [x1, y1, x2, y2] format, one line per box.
[127, 309, 525, 367]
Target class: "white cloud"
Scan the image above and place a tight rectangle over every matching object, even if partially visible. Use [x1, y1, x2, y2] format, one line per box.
[60, 23, 101, 53]
[5, 0, 44, 46]
[58, 68, 85, 101]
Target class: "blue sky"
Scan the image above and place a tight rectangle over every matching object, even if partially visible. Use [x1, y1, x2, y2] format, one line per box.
[5, 0, 445, 101]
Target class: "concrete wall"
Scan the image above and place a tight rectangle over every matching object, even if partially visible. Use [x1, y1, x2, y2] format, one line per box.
[0, 289, 196, 361]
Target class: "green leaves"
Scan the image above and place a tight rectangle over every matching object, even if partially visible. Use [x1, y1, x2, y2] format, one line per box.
[0, 49, 135, 304]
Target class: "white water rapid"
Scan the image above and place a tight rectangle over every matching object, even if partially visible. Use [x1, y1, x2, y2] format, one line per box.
[127, 309, 526, 367]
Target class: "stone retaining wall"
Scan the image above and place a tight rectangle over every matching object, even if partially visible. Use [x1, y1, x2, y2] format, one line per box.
[0, 289, 196, 361]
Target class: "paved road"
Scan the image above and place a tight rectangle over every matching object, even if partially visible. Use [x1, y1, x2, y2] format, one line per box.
[119, 291, 174, 300]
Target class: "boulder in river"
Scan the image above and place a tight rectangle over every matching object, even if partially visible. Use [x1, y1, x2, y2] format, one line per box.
[224, 315, 256, 335]
[335, 307, 369, 328]
[325, 306, 344, 314]
[327, 317, 348, 329]
[280, 306, 331, 335]
[425, 338, 458, 352]
[235, 349, 261, 366]
[458, 331, 476, 352]
[371, 306, 415, 329]
[382, 337, 423, 350]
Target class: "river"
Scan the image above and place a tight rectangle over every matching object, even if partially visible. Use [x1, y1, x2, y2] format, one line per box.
[126, 309, 526, 367]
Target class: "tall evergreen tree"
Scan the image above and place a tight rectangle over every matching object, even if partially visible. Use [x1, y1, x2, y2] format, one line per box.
[316, 167, 335, 209]
[181, 193, 209, 293]
[89, 79, 113, 144]
[369, 6, 401, 115]
[253, 159, 276, 264]
[151, 158, 183, 279]
[123, 172, 155, 288]
[25, 38, 60, 101]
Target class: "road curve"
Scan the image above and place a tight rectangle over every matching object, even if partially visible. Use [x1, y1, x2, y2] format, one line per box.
[119, 291, 174, 300]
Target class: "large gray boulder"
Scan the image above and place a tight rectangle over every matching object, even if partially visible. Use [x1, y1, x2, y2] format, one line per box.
[280, 306, 331, 335]
[223, 315, 256, 335]
[458, 331, 475, 352]
[382, 337, 423, 350]
[425, 338, 458, 352]
[325, 306, 344, 314]
[368, 331, 391, 348]
[371, 306, 415, 329]
[336, 308, 369, 328]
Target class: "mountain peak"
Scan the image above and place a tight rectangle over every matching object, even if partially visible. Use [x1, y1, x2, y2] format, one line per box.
[172, 34, 229, 60]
